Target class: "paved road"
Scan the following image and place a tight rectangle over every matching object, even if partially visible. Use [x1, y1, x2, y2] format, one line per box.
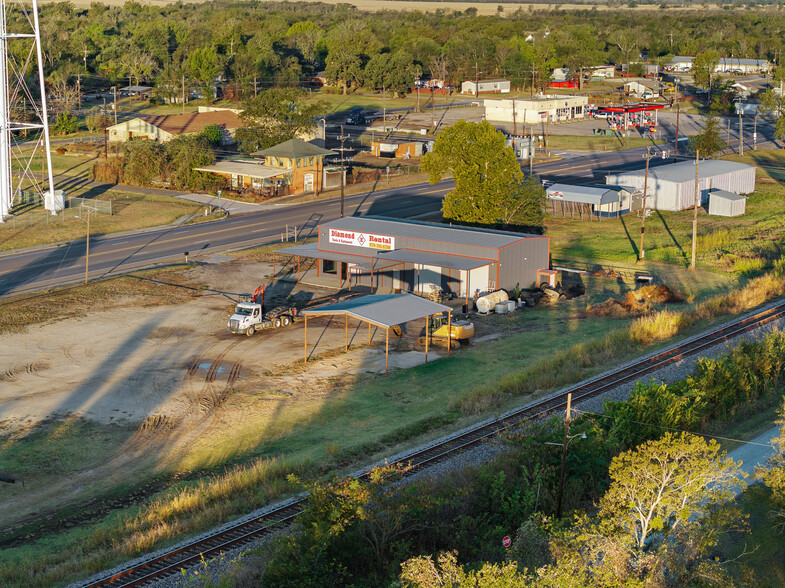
[0, 140, 773, 298]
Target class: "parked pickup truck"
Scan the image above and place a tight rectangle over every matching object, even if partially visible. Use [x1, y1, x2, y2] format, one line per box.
[227, 303, 298, 336]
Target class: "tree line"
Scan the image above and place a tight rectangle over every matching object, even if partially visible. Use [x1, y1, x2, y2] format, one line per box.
[15, 1, 785, 107]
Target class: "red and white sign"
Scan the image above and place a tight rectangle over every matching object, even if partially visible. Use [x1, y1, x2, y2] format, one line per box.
[550, 191, 564, 199]
[502, 535, 512, 548]
[329, 228, 395, 251]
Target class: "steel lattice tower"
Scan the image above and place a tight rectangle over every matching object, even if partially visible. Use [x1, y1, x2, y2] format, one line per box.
[0, 0, 54, 222]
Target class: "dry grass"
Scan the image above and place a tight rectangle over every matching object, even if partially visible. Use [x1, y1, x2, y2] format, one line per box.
[0, 268, 200, 334]
[629, 310, 692, 345]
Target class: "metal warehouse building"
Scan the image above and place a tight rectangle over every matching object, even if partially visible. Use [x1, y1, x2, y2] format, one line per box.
[277, 216, 550, 299]
[605, 160, 755, 212]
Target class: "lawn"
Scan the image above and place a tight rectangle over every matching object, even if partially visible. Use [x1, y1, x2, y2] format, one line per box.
[0, 191, 202, 251]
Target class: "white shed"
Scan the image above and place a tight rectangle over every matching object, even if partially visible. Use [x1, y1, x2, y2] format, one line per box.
[708, 189, 746, 217]
[605, 160, 755, 212]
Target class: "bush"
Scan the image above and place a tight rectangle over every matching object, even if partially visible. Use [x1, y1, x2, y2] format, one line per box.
[628, 310, 692, 345]
[52, 112, 79, 135]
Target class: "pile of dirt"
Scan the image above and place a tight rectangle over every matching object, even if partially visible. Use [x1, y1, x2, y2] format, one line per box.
[586, 298, 641, 317]
[633, 284, 682, 304]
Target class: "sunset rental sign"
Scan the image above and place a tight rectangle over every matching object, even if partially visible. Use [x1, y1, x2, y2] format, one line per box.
[329, 229, 395, 251]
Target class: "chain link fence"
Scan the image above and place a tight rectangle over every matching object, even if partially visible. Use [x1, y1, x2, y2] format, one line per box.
[3, 196, 113, 228]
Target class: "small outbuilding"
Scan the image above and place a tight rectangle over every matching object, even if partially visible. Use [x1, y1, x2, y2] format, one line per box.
[708, 189, 746, 217]
[370, 141, 424, 158]
[461, 79, 511, 95]
[605, 160, 755, 212]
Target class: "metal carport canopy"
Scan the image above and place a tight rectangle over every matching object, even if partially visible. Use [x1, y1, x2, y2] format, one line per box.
[301, 294, 452, 374]
[302, 293, 450, 328]
[547, 184, 621, 205]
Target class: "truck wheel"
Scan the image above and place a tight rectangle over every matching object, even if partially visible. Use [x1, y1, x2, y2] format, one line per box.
[282, 315, 291, 327]
[274, 318, 282, 329]
[246, 325, 255, 337]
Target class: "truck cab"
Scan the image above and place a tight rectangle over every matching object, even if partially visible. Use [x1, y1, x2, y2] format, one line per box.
[228, 302, 262, 336]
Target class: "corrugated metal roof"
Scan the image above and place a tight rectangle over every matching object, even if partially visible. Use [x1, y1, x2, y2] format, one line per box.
[709, 189, 746, 201]
[193, 161, 286, 179]
[302, 293, 450, 328]
[546, 184, 623, 205]
[133, 111, 243, 134]
[276, 243, 401, 270]
[325, 216, 532, 249]
[612, 160, 754, 184]
[378, 249, 495, 270]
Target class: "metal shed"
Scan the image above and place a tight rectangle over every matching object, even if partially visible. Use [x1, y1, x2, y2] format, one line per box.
[301, 294, 451, 374]
[276, 216, 550, 301]
[605, 160, 755, 212]
[708, 189, 746, 217]
[546, 184, 641, 219]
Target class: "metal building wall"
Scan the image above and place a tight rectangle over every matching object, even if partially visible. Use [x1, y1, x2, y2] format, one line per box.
[498, 236, 550, 290]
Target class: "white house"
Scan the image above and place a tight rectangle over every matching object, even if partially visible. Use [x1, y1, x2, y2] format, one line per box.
[461, 79, 511, 95]
[485, 95, 589, 125]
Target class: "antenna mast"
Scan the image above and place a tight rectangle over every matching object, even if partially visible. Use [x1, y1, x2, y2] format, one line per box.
[0, 0, 56, 221]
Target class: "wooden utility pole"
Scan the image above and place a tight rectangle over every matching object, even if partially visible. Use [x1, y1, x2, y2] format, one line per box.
[690, 150, 700, 271]
[726, 119, 731, 154]
[556, 393, 573, 519]
[639, 146, 651, 262]
[112, 85, 117, 125]
[84, 211, 91, 284]
[182, 75, 186, 114]
[474, 62, 479, 97]
[739, 107, 744, 156]
[512, 98, 516, 136]
[754, 114, 758, 150]
[674, 89, 681, 159]
[339, 125, 346, 218]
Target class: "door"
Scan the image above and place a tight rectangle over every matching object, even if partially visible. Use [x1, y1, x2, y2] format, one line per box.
[304, 173, 314, 192]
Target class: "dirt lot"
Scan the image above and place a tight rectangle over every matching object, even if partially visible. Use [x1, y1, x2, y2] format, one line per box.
[0, 257, 440, 530]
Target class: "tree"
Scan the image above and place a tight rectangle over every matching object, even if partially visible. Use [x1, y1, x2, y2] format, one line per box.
[188, 46, 223, 100]
[758, 66, 785, 146]
[325, 43, 364, 94]
[400, 551, 528, 588]
[692, 50, 721, 101]
[688, 112, 727, 157]
[421, 120, 545, 232]
[234, 87, 326, 154]
[364, 51, 422, 96]
[599, 432, 745, 553]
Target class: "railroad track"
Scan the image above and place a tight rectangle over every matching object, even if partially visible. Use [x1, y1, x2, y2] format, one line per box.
[82, 299, 785, 587]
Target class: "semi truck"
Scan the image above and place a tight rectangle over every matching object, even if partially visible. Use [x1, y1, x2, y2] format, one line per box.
[227, 303, 299, 336]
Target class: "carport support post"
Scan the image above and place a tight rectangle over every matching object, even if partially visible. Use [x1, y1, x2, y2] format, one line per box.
[368, 322, 371, 344]
[297, 256, 301, 282]
[304, 315, 308, 363]
[425, 315, 429, 363]
[370, 264, 374, 293]
[447, 312, 451, 358]
[345, 315, 349, 351]
[385, 327, 389, 375]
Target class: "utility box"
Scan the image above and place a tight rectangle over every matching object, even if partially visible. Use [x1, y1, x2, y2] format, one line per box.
[537, 269, 557, 288]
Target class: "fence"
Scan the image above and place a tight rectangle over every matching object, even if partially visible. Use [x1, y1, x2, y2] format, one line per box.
[68, 197, 113, 215]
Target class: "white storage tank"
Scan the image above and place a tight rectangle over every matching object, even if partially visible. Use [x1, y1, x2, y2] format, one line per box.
[477, 290, 509, 314]
[506, 300, 517, 312]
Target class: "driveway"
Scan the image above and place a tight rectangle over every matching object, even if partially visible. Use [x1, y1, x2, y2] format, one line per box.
[174, 192, 277, 214]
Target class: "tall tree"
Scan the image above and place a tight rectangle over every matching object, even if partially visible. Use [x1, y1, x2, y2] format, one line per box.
[759, 66, 785, 146]
[688, 112, 727, 157]
[422, 120, 545, 232]
[600, 432, 745, 552]
[693, 50, 721, 102]
[234, 88, 326, 153]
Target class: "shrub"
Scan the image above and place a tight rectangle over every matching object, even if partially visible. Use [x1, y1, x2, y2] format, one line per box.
[52, 112, 79, 135]
[629, 310, 692, 345]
